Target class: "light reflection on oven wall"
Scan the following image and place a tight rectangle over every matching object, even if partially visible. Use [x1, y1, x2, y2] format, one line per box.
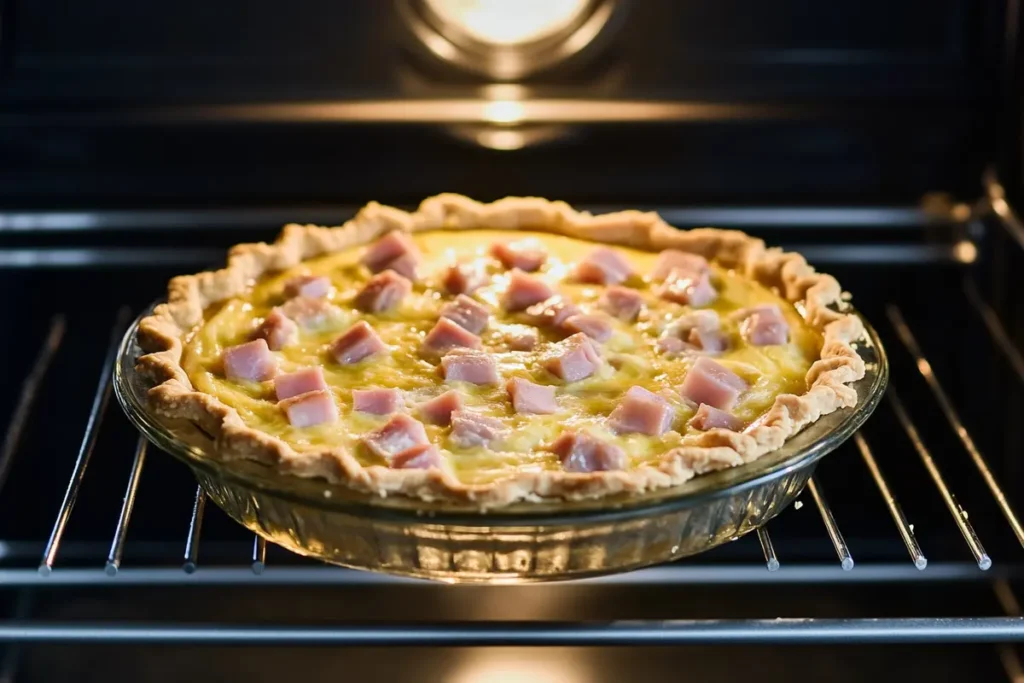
[397, 0, 626, 150]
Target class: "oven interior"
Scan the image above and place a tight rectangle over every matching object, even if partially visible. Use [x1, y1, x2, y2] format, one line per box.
[1, 0, 1024, 681]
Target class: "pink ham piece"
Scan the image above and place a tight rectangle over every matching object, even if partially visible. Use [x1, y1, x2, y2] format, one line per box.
[524, 296, 580, 330]
[222, 339, 277, 382]
[421, 317, 483, 356]
[442, 262, 487, 296]
[506, 377, 557, 414]
[608, 386, 675, 436]
[651, 249, 710, 282]
[735, 304, 790, 346]
[490, 241, 547, 272]
[418, 390, 463, 426]
[330, 321, 387, 365]
[441, 349, 501, 385]
[354, 270, 412, 314]
[543, 333, 602, 383]
[284, 275, 331, 299]
[503, 269, 554, 312]
[598, 286, 644, 322]
[563, 314, 613, 343]
[659, 310, 727, 357]
[391, 443, 445, 470]
[279, 297, 343, 330]
[279, 390, 337, 428]
[657, 269, 717, 307]
[274, 367, 329, 401]
[439, 294, 490, 334]
[689, 403, 743, 431]
[546, 431, 626, 473]
[352, 388, 403, 415]
[573, 247, 634, 285]
[362, 414, 429, 459]
[361, 231, 422, 281]
[679, 357, 748, 410]
[449, 411, 508, 448]
[506, 328, 538, 351]
[255, 308, 298, 351]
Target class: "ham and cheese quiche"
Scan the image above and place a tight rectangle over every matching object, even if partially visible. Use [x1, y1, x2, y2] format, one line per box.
[137, 194, 865, 507]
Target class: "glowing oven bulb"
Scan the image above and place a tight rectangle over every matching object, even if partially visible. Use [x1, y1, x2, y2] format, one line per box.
[423, 0, 591, 46]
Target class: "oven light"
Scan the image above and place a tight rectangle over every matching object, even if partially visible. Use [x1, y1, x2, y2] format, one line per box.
[451, 652, 585, 683]
[477, 129, 527, 150]
[423, 0, 591, 46]
[483, 100, 525, 124]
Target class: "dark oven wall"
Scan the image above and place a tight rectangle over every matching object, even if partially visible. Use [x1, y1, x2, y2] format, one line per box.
[0, 0, 1009, 207]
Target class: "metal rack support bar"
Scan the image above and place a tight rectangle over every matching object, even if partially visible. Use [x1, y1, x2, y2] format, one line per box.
[39, 307, 131, 575]
[183, 486, 206, 574]
[888, 305, 1024, 549]
[0, 316, 65, 495]
[889, 389, 991, 570]
[756, 528, 779, 571]
[854, 433, 927, 569]
[806, 476, 854, 570]
[1, 618, 1023, 645]
[963, 279, 1024, 385]
[105, 438, 148, 576]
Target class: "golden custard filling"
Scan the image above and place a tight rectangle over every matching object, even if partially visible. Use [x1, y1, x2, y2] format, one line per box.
[182, 230, 821, 485]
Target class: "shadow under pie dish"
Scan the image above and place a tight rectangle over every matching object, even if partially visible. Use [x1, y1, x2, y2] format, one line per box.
[133, 195, 872, 510]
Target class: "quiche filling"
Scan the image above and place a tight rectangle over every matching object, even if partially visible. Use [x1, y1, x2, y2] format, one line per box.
[182, 229, 821, 486]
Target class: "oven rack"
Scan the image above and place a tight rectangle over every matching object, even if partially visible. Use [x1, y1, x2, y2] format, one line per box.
[2, 239, 1024, 649]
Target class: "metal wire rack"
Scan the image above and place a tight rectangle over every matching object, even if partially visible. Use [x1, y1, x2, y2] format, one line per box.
[1, 220, 1024, 652]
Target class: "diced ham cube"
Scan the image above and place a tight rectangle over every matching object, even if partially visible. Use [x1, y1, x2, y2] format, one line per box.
[689, 403, 743, 431]
[546, 431, 626, 473]
[352, 388, 403, 415]
[543, 333, 602, 383]
[607, 386, 675, 436]
[222, 339, 277, 382]
[734, 304, 790, 346]
[439, 294, 490, 334]
[563, 314, 613, 343]
[362, 414, 429, 459]
[284, 275, 331, 299]
[418, 390, 463, 426]
[598, 286, 644, 322]
[524, 296, 580, 329]
[330, 321, 387, 365]
[279, 390, 338, 428]
[506, 327, 539, 351]
[657, 269, 717, 307]
[279, 297, 344, 330]
[679, 357, 748, 410]
[391, 443, 446, 470]
[573, 247, 634, 285]
[449, 411, 508, 448]
[651, 249, 710, 282]
[361, 231, 422, 281]
[421, 317, 483, 356]
[354, 270, 412, 314]
[255, 308, 298, 351]
[443, 262, 488, 296]
[506, 377, 557, 414]
[490, 241, 547, 272]
[441, 349, 501, 385]
[658, 310, 727, 356]
[274, 367, 329, 401]
[503, 269, 554, 312]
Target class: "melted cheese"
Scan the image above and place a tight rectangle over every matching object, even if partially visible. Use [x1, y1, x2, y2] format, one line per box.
[182, 230, 821, 485]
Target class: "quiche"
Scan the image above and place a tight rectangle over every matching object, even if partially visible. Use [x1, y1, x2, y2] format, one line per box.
[137, 194, 865, 507]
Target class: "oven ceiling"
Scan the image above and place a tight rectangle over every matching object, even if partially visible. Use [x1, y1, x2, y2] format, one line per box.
[0, 0, 1011, 206]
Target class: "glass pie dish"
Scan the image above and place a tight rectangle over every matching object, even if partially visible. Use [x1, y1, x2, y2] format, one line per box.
[115, 302, 888, 583]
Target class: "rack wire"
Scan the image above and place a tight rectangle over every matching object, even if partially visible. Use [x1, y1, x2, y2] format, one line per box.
[3, 264, 1024, 651]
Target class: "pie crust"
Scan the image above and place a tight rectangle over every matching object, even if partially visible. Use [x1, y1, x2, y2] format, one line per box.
[136, 194, 866, 507]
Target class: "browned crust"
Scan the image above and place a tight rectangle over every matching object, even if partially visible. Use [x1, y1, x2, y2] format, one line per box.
[136, 194, 865, 508]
